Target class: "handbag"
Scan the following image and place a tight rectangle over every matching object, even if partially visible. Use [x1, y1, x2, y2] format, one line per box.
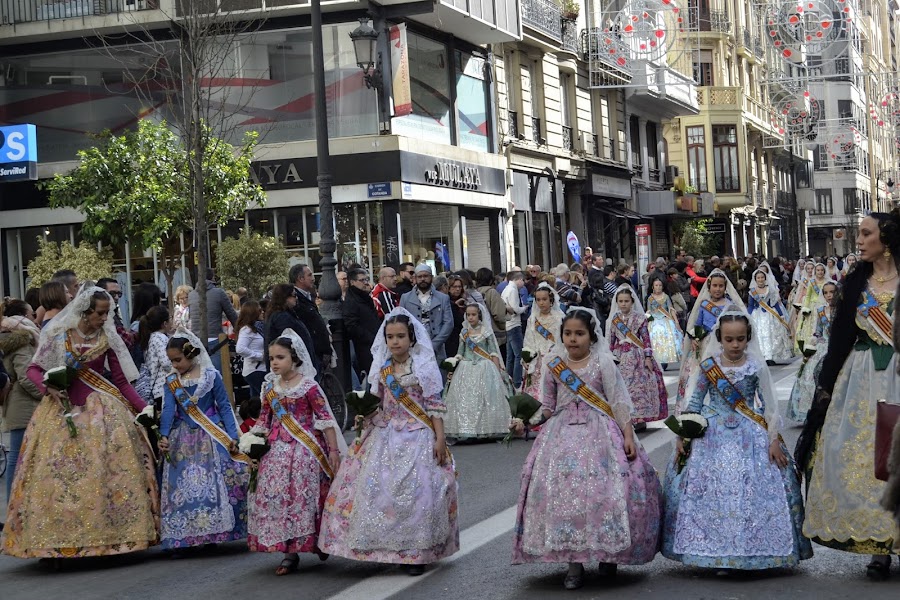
[875, 399, 900, 481]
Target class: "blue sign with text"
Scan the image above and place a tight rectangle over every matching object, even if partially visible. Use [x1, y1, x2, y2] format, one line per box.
[367, 182, 392, 198]
[0, 124, 38, 182]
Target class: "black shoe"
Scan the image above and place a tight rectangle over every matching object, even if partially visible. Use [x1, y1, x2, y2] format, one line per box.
[597, 562, 618, 577]
[406, 564, 425, 577]
[766, 360, 777, 366]
[563, 572, 584, 590]
[866, 558, 891, 581]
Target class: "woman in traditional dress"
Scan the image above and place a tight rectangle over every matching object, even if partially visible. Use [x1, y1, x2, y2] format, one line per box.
[748, 268, 794, 364]
[607, 284, 668, 427]
[796, 212, 900, 580]
[646, 278, 683, 370]
[2, 287, 159, 559]
[676, 269, 747, 406]
[157, 329, 249, 552]
[793, 263, 829, 353]
[521, 282, 565, 398]
[662, 310, 812, 570]
[512, 308, 661, 590]
[443, 303, 514, 441]
[786, 281, 838, 423]
[247, 329, 346, 575]
[320, 308, 459, 576]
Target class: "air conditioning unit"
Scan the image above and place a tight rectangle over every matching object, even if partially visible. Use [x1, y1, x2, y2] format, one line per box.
[664, 165, 679, 186]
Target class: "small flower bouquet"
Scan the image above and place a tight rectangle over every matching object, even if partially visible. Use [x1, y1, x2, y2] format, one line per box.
[239, 431, 271, 493]
[520, 349, 536, 364]
[688, 326, 708, 359]
[344, 389, 381, 438]
[664, 413, 709, 474]
[796, 345, 817, 377]
[44, 365, 78, 438]
[440, 356, 461, 372]
[134, 405, 171, 463]
[503, 392, 542, 445]
[645, 312, 654, 322]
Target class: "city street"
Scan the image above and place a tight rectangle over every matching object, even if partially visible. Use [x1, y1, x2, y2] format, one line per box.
[0, 360, 895, 599]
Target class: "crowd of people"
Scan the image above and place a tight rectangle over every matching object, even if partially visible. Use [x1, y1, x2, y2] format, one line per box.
[0, 210, 898, 590]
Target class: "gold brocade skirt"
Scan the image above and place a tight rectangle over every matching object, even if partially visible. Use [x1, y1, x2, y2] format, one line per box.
[2, 392, 160, 558]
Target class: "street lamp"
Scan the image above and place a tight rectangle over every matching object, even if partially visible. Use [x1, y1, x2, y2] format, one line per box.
[349, 17, 383, 91]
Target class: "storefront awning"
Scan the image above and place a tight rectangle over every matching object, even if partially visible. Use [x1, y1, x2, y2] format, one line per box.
[602, 204, 649, 220]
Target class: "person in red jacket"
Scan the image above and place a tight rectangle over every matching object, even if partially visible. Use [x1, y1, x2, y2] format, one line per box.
[370, 266, 400, 320]
[685, 256, 707, 298]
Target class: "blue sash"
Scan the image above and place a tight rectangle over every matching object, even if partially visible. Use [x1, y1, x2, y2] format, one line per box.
[545, 356, 615, 421]
[700, 300, 724, 319]
[535, 321, 554, 342]
[699, 358, 770, 432]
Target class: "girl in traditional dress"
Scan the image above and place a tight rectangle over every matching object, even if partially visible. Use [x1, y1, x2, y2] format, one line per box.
[662, 310, 813, 570]
[842, 253, 857, 279]
[607, 284, 668, 427]
[793, 263, 829, 353]
[320, 308, 459, 576]
[826, 257, 842, 281]
[247, 329, 346, 575]
[512, 308, 661, 590]
[521, 282, 565, 398]
[2, 287, 159, 559]
[157, 330, 249, 552]
[675, 269, 747, 406]
[786, 281, 837, 423]
[646, 278, 683, 370]
[748, 268, 794, 364]
[443, 303, 514, 441]
[796, 213, 900, 580]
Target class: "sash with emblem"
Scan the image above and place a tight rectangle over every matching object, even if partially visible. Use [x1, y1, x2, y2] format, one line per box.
[262, 382, 333, 478]
[699, 358, 774, 435]
[534, 320, 555, 342]
[751, 289, 791, 332]
[461, 329, 495, 361]
[857, 290, 894, 349]
[546, 356, 618, 425]
[611, 315, 645, 348]
[65, 333, 139, 416]
[166, 373, 250, 464]
[700, 300, 725, 320]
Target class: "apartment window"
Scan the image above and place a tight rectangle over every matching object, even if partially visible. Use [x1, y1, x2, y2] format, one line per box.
[713, 125, 740, 191]
[812, 189, 833, 214]
[600, 95, 615, 160]
[843, 188, 858, 214]
[813, 144, 827, 171]
[646, 122, 659, 172]
[630, 115, 642, 169]
[686, 126, 707, 191]
[561, 74, 572, 127]
[693, 51, 714, 85]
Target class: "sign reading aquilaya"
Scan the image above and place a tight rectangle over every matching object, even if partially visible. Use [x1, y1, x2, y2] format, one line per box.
[0, 124, 38, 182]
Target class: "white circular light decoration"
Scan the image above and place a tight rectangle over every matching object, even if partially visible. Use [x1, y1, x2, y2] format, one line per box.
[770, 88, 823, 136]
[824, 126, 861, 163]
[765, 0, 853, 63]
[601, 0, 686, 73]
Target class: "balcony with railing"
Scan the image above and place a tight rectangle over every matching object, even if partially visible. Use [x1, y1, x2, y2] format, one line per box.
[521, 0, 562, 42]
[754, 38, 765, 58]
[2, 0, 156, 24]
[580, 131, 600, 157]
[743, 28, 751, 48]
[531, 116, 542, 143]
[696, 86, 780, 138]
[562, 125, 574, 151]
[561, 18, 578, 53]
[710, 10, 731, 33]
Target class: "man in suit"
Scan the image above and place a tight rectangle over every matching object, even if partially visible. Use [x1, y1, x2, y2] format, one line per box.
[399, 264, 454, 362]
[289, 263, 333, 371]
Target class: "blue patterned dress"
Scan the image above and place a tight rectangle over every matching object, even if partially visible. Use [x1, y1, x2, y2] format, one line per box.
[662, 355, 813, 569]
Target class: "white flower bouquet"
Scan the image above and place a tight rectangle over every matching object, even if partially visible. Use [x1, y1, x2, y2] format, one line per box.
[44, 366, 77, 438]
[520, 349, 536, 364]
[239, 431, 271, 493]
[440, 356, 462, 372]
[664, 413, 709, 474]
[344, 389, 381, 438]
[134, 405, 171, 463]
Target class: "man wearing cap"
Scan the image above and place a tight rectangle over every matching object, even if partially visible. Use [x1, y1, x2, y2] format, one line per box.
[399, 264, 454, 362]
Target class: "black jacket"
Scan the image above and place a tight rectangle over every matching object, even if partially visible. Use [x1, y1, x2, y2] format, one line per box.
[341, 286, 381, 375]
[292, 287, 332, 360]
[394, 280, 414, 297]
[265, 310, 319, 374]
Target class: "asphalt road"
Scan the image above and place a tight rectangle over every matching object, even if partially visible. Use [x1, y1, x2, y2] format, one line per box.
[1, 360, 897, 599]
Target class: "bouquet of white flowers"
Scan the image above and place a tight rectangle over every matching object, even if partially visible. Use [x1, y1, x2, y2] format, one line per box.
[134, 405, 171, 463]
[239, 431, 270, 493]
[44, 366, 78, 438]
[440, 356, 462, 372]
[520, 349, 536, 364]
[664, 413, 709, 474]
[345, 389, 381, 439]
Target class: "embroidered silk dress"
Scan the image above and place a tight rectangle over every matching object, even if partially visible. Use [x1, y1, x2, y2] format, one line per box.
[662, 354, 813, 569]
[609, 311, 668, 423]
[512, 348, 662, 565]
[159, 368, 249, 549]
[3, 332, 159, 558]
[248, 375, 337, 553]
[794, 280, 826, 353]
[522, 310, 563, 399]
[803, 290, 897, 554]
[748, 286, 794, 362]
[676, 298, 731, 407]
[320, 360, 460, 564]
[443, 326, 514, 439]
[647, 294, 683, 365]
[787, 306, 832, 423]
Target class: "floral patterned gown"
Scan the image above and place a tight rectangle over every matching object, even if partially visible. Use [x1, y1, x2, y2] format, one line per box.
[513, 348, 661, 565]
[647, 294, 683, 365]
[159, 368, 249, 549]
[748, 286, 794, 362]
[609, 311, 668, 423]
[320, 360, 459, 564]
[786, 306, 832, 423]
[676, 298, 732, 407]
[3, 332, 159, 558]
[793, 280, 826, 353]
[248, 375, 337, 553]
[521, 311, 563, 399]
[662, 354, 813, 569]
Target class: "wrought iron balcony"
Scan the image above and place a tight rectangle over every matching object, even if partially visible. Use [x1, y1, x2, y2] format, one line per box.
[592, 134, 599, 157]
[508, 110, 519, 139]
[522, 0, 562, 42]
[532, 116, 543, 143]
[754, 38, 765, 58]
[710, 10, 731, 33]
[561, 18, 578, 53]
[562, 125, 573, 151]
[1, 0, 156, 24]
[743, 28, 752, 48]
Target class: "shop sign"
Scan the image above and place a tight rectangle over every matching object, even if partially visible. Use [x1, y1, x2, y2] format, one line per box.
[0, 124, 38, 182]
[424, 162, 482, 189]
[590, 173, 631, 199]
[635, 224, 651, 236]
[367, 182, 392, 198]
[402, 153, 506, 195]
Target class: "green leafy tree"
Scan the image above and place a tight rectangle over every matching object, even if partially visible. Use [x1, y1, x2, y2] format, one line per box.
[216, 230, 289, 300]
[673, 218, 722, 258]
[27, 239, 113, 287]
[45, 119, 265, 320]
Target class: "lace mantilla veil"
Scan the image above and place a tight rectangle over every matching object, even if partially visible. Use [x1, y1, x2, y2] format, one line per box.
[33, 286, 139, 383]
[605, 283, 647, 340]
[685, 268, 748, 332]
[526, 282, 565, 332]
[170, 327, 215, 373]
[461, 302, 496, 337]
[368, 307, 444, 399]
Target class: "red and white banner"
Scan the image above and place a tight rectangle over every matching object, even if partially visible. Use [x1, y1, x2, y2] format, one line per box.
[390, 24, 412, 117]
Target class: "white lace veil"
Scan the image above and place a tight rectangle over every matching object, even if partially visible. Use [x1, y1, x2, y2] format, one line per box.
[33, 286, 139, 382]
[792, 259, 806, 283]
[555, 306, 612, 359]
[272, 327, 317, 382]
[605, 283, 646, 338]
[368, 307, 444, 398]
[750, 267, 779, 300]
[680, 307, 781, 441]
[686, 268, 748, 331]
[842, 253, 856, 276]
[170, 327, 214, 372]
[526, 281, 564, 329]
[462, 302, 494, 336]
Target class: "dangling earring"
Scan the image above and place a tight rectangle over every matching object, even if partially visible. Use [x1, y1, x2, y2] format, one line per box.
[884, 248, 892, 259]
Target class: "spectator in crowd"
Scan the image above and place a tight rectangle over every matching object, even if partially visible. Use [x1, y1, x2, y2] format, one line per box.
[173, 284, 192, 331]
[135, 305, 171, 409]
[501, 271, 527, 387]
[24, 288, 40, 315]
[525, 264, 542, 295]
[394, 262, 415, 297]
[235, 300, 268, 399]
[615, 264, 634, 287]
[587, 253, 606, 293]
[475, 267, 508, 349]
[132, 282, 163, 331]
[685, 256, 707, 299]
[236, 287, 249, 306]
[551, 264, 582, 310]
[264, 283, 317, 373]
[342, 267, 381, 377]
[97, 277, 135, 349]
[38, 281, 68, 329]
[399, 264, 454, 362]
[371, 266, 399, 320]
[445, 274, 467, 358]
[336, 271, 349, 301]
[52, 269, 79, 301]
[434, 275, 449, 294]
[454, 270, 485, 305]
[289, 263, 333, 369]
[188, 269, 237, 374]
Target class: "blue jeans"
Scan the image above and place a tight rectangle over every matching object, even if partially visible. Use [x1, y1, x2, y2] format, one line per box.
[505, 326, 524, 388]
[208, 338, 224, 376]
[6, 428, 26, 500]
[244, 370, 266, 400]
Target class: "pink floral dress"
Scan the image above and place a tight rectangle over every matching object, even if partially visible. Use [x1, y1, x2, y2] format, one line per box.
[609, 311, 668, 423]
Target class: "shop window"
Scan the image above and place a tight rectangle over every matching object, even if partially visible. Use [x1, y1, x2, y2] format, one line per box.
[335, 203, 385, 272]
[399, 202, 459, 273]
[713, 125, 739, 191]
